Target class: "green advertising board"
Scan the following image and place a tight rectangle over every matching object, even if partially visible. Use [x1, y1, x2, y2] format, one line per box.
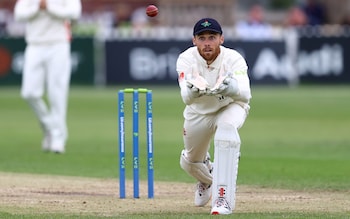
[0, 37, 95, 85]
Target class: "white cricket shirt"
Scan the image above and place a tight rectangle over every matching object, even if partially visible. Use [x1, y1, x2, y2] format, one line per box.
[176, 46, 251, 115]
[14, 0, 81, 44]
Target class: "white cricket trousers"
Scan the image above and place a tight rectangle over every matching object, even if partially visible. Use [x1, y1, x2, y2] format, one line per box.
[21, 42, 71, 148]
[182, 103, 248, 163]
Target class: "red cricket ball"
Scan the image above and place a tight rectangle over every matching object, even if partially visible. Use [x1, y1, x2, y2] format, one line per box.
[146, 5, 158, 17]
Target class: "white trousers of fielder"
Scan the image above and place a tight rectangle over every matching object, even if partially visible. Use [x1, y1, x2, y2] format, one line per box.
[21, 42, 71, 151]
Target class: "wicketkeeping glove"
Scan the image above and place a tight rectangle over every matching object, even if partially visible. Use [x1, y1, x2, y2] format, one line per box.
[186, 81, 205, 99]
[210, 77, 239, 97]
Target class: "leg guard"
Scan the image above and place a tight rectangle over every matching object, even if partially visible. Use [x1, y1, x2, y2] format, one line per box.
[180, 150, 212, 185]
[211, 125, 241, 212]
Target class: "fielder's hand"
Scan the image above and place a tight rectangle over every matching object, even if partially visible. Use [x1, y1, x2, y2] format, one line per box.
[210, 77, 239, 97]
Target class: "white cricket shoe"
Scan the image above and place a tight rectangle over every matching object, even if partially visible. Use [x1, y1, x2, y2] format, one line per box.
[211, 197, 232, 215]
[47, 130, 66, 154]
[51, 146, 65, 154]
[50, 143, 65, 154]
[194, 182, 212, 206]
[50, 138, 65, 154]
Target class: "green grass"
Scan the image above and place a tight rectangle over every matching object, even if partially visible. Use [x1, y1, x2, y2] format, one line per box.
[1, 85, 350, 218]
[240, 86, 350, 191]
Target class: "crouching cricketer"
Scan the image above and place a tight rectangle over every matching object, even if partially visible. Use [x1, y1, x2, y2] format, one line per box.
[176, 18, 252, 215]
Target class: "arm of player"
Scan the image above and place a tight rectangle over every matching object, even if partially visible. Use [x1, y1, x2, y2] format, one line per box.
[228, 57, 251, 102]
[46, 0, 82, 20]
[211, 77, 239, 97]
[14, 0, 41, 21]
[178, 73, 204, 105]
[234, 70, 252, 102]
[212, 55, 251, 102]
[211, 71, 251, 102]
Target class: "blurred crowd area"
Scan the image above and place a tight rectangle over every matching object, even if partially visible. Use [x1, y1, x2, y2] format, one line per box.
[1, 0, 350, 40]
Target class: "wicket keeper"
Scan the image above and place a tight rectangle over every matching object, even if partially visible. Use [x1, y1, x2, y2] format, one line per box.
[176, 18, 252, 215]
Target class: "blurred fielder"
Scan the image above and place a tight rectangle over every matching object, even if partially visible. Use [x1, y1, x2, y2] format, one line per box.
[14, 0, 82, 153]
[176, 18, 252, 215]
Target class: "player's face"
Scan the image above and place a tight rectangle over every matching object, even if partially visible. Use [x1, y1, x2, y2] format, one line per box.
[193, 31, 224, 65]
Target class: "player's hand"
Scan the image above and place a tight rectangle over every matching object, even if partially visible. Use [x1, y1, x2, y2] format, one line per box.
[186, 81, 205, 98]
[210, 77, 239, 97]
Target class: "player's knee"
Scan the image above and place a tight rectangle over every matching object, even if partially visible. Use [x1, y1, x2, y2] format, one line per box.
[214, 124, 241, 148]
